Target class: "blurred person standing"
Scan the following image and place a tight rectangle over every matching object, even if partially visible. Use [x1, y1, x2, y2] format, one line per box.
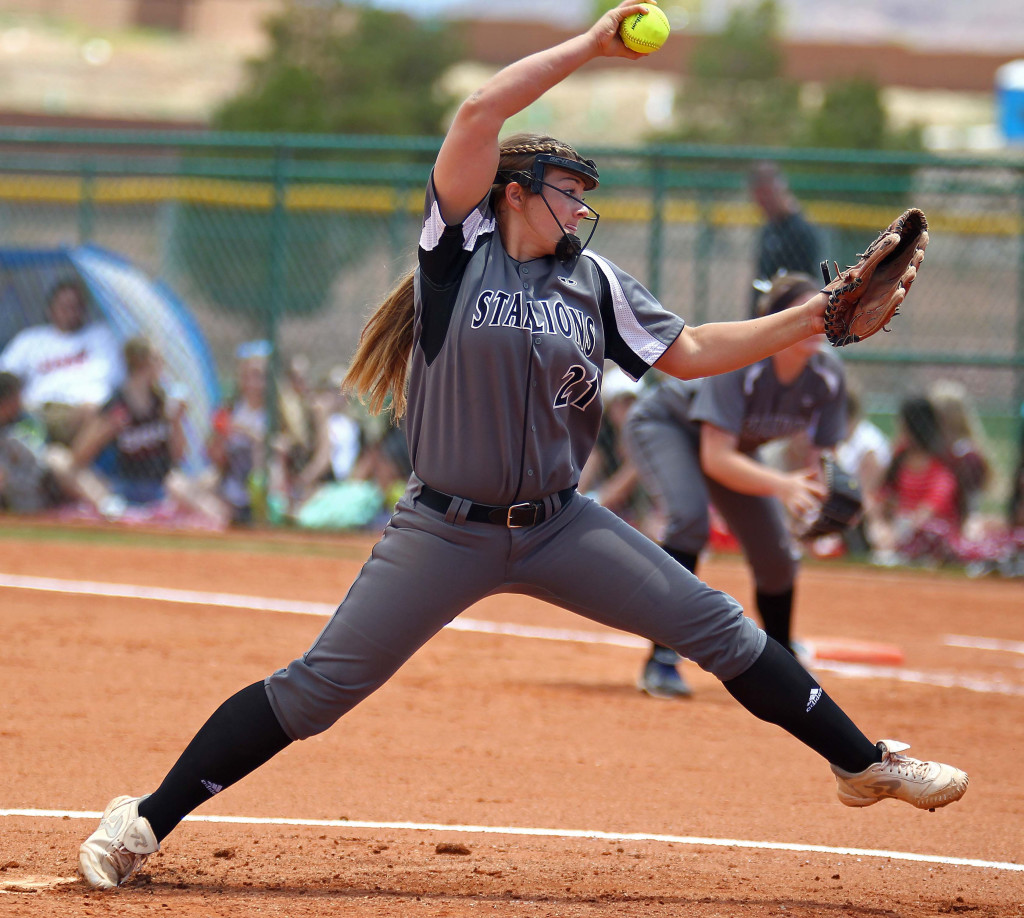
[0, 279, 124, 444]
[349, 420, 412, 516]
[1006, 411, 1024, 582]
[749, 162, 825, 317]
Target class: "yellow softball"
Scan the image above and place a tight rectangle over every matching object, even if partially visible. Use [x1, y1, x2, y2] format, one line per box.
[619, 5, 671, 54]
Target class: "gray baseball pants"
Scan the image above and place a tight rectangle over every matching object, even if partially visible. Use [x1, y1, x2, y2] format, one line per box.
[265, 486, 765, 740]
[623, 411, 800, 595]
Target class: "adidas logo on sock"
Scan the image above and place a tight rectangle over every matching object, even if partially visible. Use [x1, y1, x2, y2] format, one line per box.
[806, 687, 822, 712]
[201, 779, 224, 796]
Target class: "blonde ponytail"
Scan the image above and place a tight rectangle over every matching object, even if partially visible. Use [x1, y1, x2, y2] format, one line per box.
[342, 270, 415, 420]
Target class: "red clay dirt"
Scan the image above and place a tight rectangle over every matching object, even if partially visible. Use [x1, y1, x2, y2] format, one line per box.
[0, 523, 1022, 917]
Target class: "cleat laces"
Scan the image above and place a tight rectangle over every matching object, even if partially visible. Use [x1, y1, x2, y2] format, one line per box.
[881, 750, 930, 779]
[106, 844, 149, 885]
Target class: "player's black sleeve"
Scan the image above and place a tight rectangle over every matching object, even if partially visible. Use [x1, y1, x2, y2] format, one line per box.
[418, 272, 463, 367]
[418, 229, 489, 367]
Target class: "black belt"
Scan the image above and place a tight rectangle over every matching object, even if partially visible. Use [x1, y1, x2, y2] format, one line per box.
[416, 485, 576, 528]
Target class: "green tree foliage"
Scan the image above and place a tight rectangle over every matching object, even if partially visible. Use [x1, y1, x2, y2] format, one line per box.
[664, 1, 800, 146]
[661, 0, 922, 151]
[804, 78, 886, 149]
[170, 3, 463, 322]
[801, 78, 923, 151]
[796, 77, 922, 218]
[689, 0, 782, 81]
[214, 1, 462, 135]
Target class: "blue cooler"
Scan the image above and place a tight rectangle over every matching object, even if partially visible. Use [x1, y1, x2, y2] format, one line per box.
[996, 60, 1024, 144]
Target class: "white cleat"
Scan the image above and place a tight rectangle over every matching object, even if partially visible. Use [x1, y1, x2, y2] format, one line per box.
[831, 740, 969, 810]
[78, 795, 159, 889]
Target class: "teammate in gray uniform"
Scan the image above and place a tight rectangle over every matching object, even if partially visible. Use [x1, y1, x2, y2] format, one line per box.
[79, 2, 968, 890]
[625, 273, 845, 698]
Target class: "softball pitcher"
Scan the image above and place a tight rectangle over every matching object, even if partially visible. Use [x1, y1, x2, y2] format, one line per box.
[79, 1, 967, 889]
[625, 273, 846, 698]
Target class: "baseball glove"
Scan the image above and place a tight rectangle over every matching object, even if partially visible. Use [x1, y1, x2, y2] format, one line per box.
[820, 208, 928, 347]
[798, 455, 864, 540]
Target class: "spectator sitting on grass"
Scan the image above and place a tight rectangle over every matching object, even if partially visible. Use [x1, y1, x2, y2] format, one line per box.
[57, 337, 229, 526]
[0, 371, 74, 513]
[207, 342, 272, 524]
[871, 395, 961, 566]
[835, 384, 892, 556]
[0, 279, 124, 446]
[208, 342, 335, 525]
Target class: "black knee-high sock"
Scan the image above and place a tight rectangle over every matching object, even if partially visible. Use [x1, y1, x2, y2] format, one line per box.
[650, 546, 700, 661]
[138, 682, 292, 842]
[756, 587, 794, 653]
[723, 638, 881, 773]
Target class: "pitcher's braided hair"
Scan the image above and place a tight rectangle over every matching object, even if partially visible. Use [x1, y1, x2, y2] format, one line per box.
[491, 133, 594, 208]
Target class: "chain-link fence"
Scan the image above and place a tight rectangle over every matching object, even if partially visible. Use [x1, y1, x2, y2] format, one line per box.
[1, 129, 1022, 523]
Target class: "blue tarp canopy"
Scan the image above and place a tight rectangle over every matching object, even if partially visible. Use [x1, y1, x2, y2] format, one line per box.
[0, 244, 219, 473]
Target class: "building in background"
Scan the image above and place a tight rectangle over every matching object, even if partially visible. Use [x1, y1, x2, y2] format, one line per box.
[0, 1, 1017, 146]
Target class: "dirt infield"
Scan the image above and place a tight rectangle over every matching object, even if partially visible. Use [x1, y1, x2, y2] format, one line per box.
[0, 522, 1022, 917]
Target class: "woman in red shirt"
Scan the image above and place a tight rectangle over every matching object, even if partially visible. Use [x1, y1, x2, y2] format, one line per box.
[873, 396, 962, 562]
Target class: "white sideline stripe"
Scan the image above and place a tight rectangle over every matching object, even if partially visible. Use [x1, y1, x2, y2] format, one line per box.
[0, 572, 650, 648]
[0, 572, 338, 617]
[810, 660, 1024, 697]
[4, 809, 1021, 873]
[2, 573, 1022, 694]
[445, 616, 647, 648]
[944, 634, 1024, 656]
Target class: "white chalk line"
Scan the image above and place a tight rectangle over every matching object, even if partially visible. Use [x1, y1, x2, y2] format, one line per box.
[0, 572, 339, 617]
[945, 634, 1024, 656]
[0, 572, 648, 649]
[2, 808, 1020, 874]
[2, 573, 1023, 695]
[805, 660, 1024, 697]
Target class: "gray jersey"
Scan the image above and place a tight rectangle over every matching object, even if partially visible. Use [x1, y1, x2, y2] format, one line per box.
[635, 350, 847, 454]
[691, 350, 846, 452]
[405, 175, 684, 504]
[623, 350, 848, 594]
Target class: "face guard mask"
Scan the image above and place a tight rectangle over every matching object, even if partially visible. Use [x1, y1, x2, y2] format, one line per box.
[501, 152, 601, 269]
